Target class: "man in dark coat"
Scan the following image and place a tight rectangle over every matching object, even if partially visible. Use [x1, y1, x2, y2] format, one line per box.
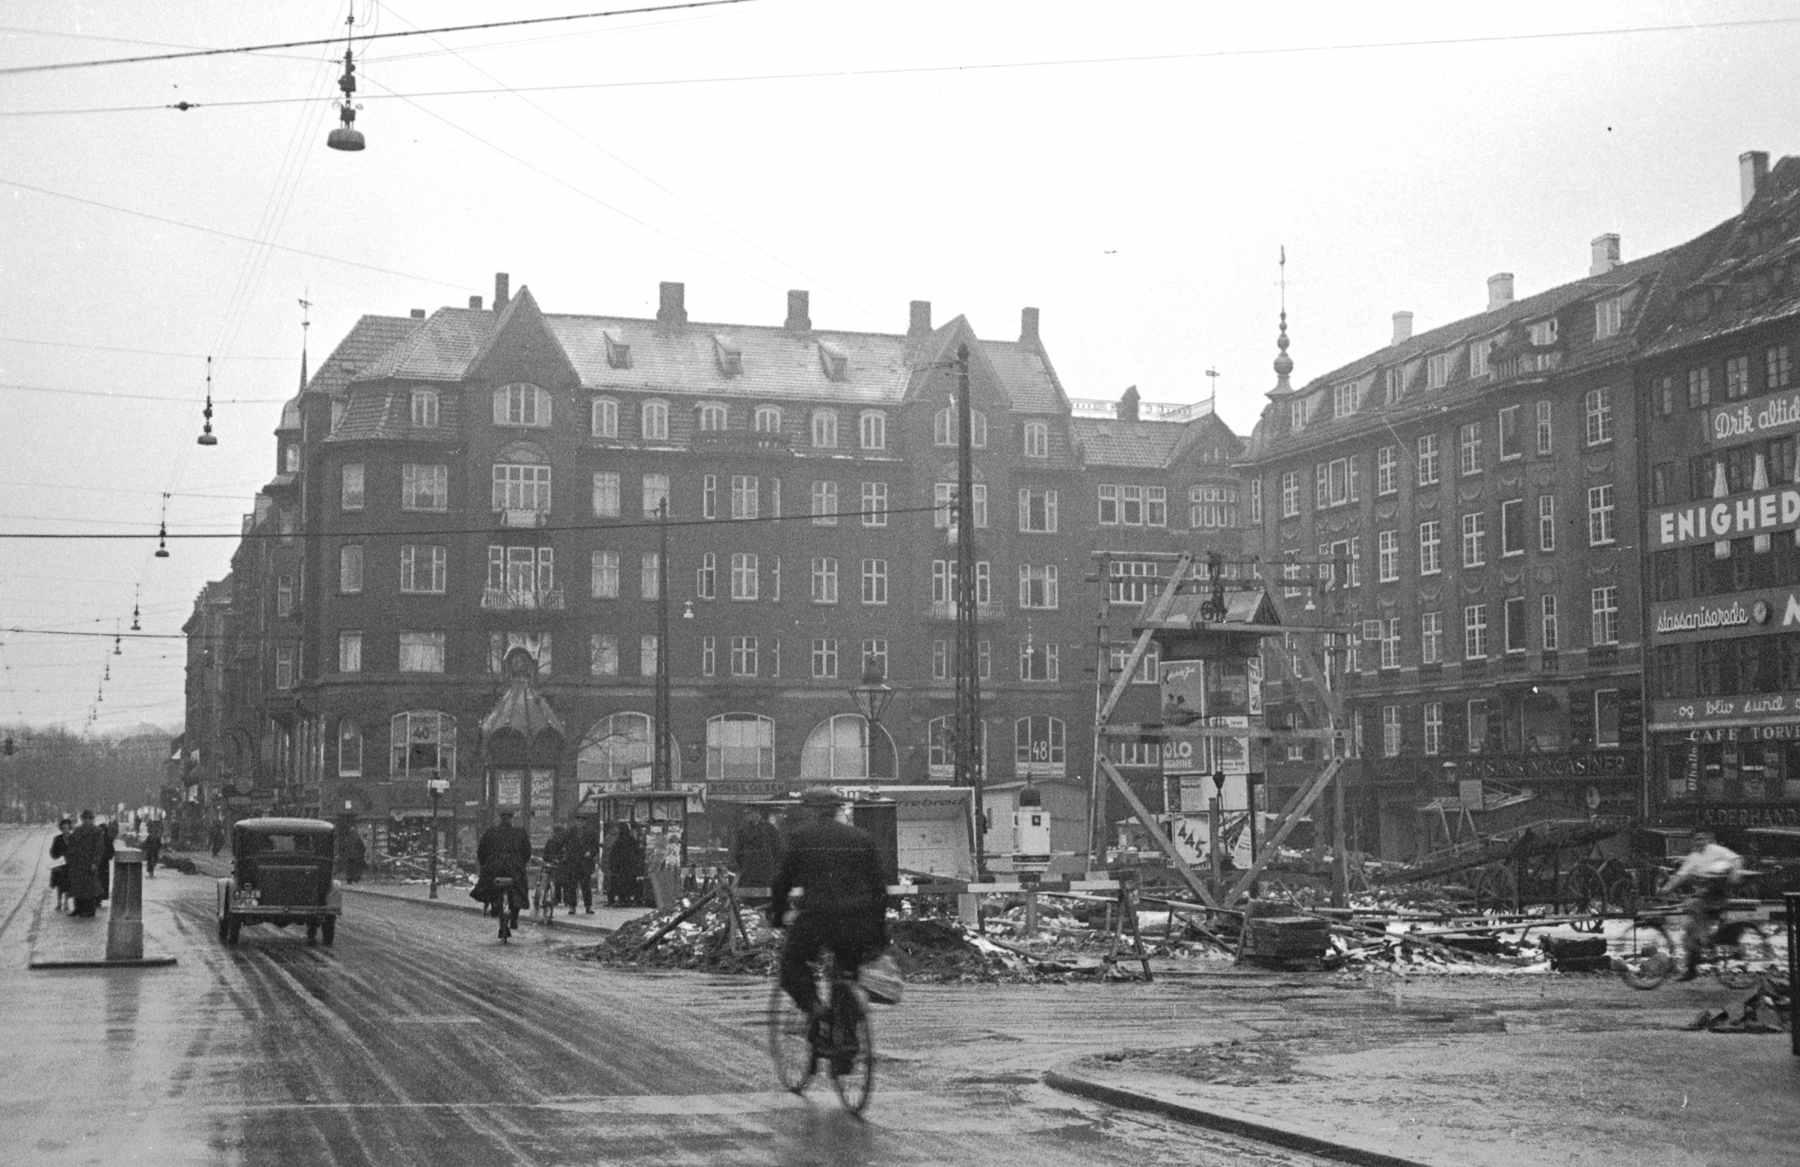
[65, 810, 108, 917]
[551, 819, 590, 912]
[731, 805, 783, 902]
[97, 819, 116, 902]
[768, 789, 889, 1022]
[208, 819, 225, 857]
[141, 820, 163, 878]
[340, 829, 367, 884]
[542, 822, 571, 909]
[605, 822, 645, 907]
[575, 823, 599, 913]
[473, 810, 531, 919]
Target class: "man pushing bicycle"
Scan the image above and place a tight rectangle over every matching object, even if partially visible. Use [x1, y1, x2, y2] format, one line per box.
[1658, 829, 1745, 981]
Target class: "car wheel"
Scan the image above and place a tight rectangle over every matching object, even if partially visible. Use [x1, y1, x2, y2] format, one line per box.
[321, 917, 335, 947]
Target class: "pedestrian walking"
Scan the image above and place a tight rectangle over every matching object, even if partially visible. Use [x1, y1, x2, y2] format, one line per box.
[730, 805, 782, 903]
[543, 821, 571, 908]
[209, 819, 225, 857]
[97, 819, 117, 903]
[49, 818, 73, 912]
[605, 822, 645, 907]
[141, 820, 163, 878]
[65, 810, 107, 918]
[576, 822, 599, 914]
[341, 829, 367, 884]
[552, 818, 590, 911]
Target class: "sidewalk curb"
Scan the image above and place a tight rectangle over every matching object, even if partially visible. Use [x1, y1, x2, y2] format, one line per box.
[1043, 1067, 1436, 1167]
[30, 956, 178, 970]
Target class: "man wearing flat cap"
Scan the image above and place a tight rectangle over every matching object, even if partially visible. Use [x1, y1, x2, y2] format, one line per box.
[768, 788, 889, 1024]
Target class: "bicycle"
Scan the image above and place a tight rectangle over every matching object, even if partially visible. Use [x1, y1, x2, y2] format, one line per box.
[1616, 900, 1780, 990]
[766, 952, 874, 1115]
[488, 876, 521, 943]
[533, 860, 557, 928]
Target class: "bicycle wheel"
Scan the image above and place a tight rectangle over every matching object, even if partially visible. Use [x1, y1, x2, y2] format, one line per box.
[1473, 864, 1516, 913]
[1715, 923, 1777, 989]
[767, 974, 817, 1094]
[828, 981, 875, 1116]
[1566, 864, 1607, 931]
[1617, 920, 1677, 989]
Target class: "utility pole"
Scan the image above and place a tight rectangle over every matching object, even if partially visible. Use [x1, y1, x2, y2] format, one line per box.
[951, 344, 985, 876]
[653, 498, 672, 792]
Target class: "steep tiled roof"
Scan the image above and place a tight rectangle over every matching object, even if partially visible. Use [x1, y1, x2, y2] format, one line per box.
[328, 388, 463, 443]
[356, 309, 492, 382]
[1071, 418, 1189, 468]
[983, 342, 1068, 414]
[308, 315, 424, 397]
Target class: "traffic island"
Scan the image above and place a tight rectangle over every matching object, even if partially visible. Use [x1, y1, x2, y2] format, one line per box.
[31, 848, 177, 970]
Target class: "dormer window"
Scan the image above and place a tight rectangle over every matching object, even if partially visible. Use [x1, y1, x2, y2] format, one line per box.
[1383, 367, 1406, 405]
[282, 442, 299, 473]
[817, 340, 847, 381]
[1469, 338, 1494, 379]
[494, 382, 550, 427]
[696, 402, 728, 432]
[602, 329, 631, 370]
[1528, 318, 1558, 346]
[1594, 296, 1624, 340]
[712, 334, 742, 377]
[1332, 382, 1357, 418]
[1426, 351, 1456, 389]
[1289, 399, 1306, 431]
[754, 405, 782, 433]
[411, 389, 439, 428]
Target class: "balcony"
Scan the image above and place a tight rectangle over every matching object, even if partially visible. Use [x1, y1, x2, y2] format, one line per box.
[481, 586, 566, 612]
[494, 508, 550, 529]
[691, 430, 790, 457]
[924, 599, 1006, 621]
[1491, 348, 1563, 383]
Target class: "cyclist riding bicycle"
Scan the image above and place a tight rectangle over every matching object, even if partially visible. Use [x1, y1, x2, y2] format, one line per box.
[1657, 829, 1745, 981]
[474, 809, 532, 923]
[768, 788, 889, 1073]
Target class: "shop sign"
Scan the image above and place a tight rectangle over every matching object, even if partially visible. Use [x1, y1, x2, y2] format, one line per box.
[1667, 804, 1800, 829]
[1461, 750, 1635, 782]
[1652, 692, 1800, 729]
[1705, 389, 1800, 445]
[1649, 485, 1800, 550]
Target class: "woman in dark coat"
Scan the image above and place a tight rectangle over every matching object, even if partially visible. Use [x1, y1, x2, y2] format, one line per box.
[605, 823, 646, 907]
[65, 810, 108, 917]
[49, 818, 73, 912]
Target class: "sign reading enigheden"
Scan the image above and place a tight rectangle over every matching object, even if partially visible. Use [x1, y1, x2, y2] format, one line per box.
[1649, 485, 1800, 550]
[1706, 389, 1800, 444]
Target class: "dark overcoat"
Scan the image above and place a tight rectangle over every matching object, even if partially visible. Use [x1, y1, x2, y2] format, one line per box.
[64, 822, 107, 902]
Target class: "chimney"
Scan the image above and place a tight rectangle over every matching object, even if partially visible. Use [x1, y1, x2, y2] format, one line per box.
[1589, 233, 1621, 276]
[908, 299, 931, 338]
[1391, 311, 1414, 345]
[468, 295, 483, 310]
[494, 272, 510, 310]
[410, 308, 426, 320]
[1019, 306, 1040, 346]
[1487, 273, 1515, 311]
[657, 281, 687, 325]
[1117, 385, 1140, 422]
[784, 289, 811, 332]
[1740, 150, 1770, 209]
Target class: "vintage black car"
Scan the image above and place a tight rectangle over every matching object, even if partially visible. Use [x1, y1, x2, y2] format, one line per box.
[215, 817, 343, 946]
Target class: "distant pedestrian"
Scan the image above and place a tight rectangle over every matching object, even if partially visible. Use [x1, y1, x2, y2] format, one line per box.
[208, 820, 225, 857]
[65, 810, 107, 918]
[141, 821, 163, 878]
[605, 822, 645, 907]
[731, 805, 782, 902]
[49, 818, 73, 912]
[576, 823, 599, 914]
[341, 829, 366, 883]
[543, 822, 571, 908]
[97, 820, 117, 903]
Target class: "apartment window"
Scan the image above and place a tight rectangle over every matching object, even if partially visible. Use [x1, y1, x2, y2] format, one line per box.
[1467, 699, 1490, 753]
[1382, 706, 1402, 757]
[1591, 585, 1619, 646]
[1108, 560, 1158, 605]
[1416, 434, 1441, 485]
[1421, 611, 1443, 665]
[1658, 375, 1677, 416]
[339, 544, 363, 594]
[1377, 529, 1399, 582]
[861, 640, 889, 679]
[729, 636, 759, 677]
[1460, 512, 1486, 567]
[860, 481, 888, 527]
[1423, 702, 1443, 755]
[696, 402, 727, 432]
[1418, 520, 1442, 575]
[700, 475, 718, 520]
[591, 397, 618, 437]
[1500, 499, 1524, 556]
[1015, 716, 1066, 769]
[1541, 595, 1560, 651]
[399, 631, 446, 673]
[1145, 486, 1168, 526]
[1376, 445, 1398, 495]
[1456, 423, 1482, 477]
[1594, 296, 1624, 340]
[587, 634, 619, 676]
[642, 473, 669, 517]
[1315, 456, 1358, 508]
[810, 408, 838, 449]
[1504, 596, 1528, 653]
[706, 714, 775, 780]
[808, 638, 841, 680]
[1384, 366, 1407, 404]
[487, 545, 554, 597]
[1280, 470, 1301, 517]
[1379, 618, 1400, 670]
[1019, 641, 1059, 682]
[1767, 344, 1792, 389]
[1463, 604, 1489, 660]
[1687, 366, 1712, 408]
[810, 480, 838, 526]
[1290, 399, 1307, 431]
[338, 631, 362, 674]
[1099, 484, 1142, 525]
[1188, 484, 1235, 528]
[1538, 494, 1557, 552]
[860, 559, 888, 605]
[401, 463, 448, 511]
[639, 399, 668, 441]
[1583, 387, 1613, 445]
[1020, 488, 1059, 533]
[726, 475, 759, 521]
[338, 720, 363, 776]
[1529, 318, 1559, 346]
[579, 473, 617, 521]
[1108, 641, 1161, 685]
[640, 635, 659, 678]
[1725, 354, 1751, 400]
[1022, 420, 1048, 458]
[590, 550, 619, 599]
[492, 462, 551, 513]
[850, 409, 885, 451]
[411, 388, 439, 428]
[400, 545, 446, 594]
[641, 552, 662, 601]
[700, 636, 715, 677]
[694, 552, 715, 600]
[341, 463, 364, 511]
[730, 553, 759, 601]
[933, 481, 987, 529]
[1019, 564, 1059, 609]
[1249, 477, 1262, 523]
[1333, 380, 1358, 417]
[1534, 400, 1554, 455]
[1587, 484, 1616, 545]
[1426, 351, 1455, 389]
[1470, 338, 1494, 379]
[275, 645, 294, 690]
[933, 404, 988, 448]
[810, 557, 838, 604]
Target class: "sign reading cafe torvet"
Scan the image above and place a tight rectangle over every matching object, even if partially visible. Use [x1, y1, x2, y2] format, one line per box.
[1649, 485, 1800, 550]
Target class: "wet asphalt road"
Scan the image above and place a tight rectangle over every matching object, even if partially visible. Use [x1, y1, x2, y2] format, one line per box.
[1, 825, 1343, 1167]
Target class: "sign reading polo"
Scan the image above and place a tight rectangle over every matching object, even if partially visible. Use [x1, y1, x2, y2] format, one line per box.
[1650, 485, 1800, 550]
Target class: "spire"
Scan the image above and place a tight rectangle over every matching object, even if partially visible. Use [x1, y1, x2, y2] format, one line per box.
[1267, 246, 1295, 398]
[298, 294, 312, 393]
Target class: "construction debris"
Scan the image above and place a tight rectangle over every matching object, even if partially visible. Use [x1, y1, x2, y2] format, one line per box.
[1683, 974, 1792, 1034]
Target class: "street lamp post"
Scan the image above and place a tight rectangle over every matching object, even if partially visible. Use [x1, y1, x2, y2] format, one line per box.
[427, 773, 450, 899]
[849, 657, 896, 787]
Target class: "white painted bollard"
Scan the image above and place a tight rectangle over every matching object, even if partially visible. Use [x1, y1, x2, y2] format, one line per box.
[105, 847, 144, 962]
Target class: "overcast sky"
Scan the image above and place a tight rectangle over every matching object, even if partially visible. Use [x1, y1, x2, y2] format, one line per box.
[1, 0, 1796, 734]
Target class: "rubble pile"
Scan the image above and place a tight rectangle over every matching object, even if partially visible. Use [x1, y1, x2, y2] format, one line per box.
[1684, 972, 1793, 1034]
[578, 890, 781, 975]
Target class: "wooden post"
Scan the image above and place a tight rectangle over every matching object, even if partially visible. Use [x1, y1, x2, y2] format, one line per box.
[1331, 763, 1348, 909]
[1023, 888, 1039, 938]
[1208, 795, 1223, 888]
